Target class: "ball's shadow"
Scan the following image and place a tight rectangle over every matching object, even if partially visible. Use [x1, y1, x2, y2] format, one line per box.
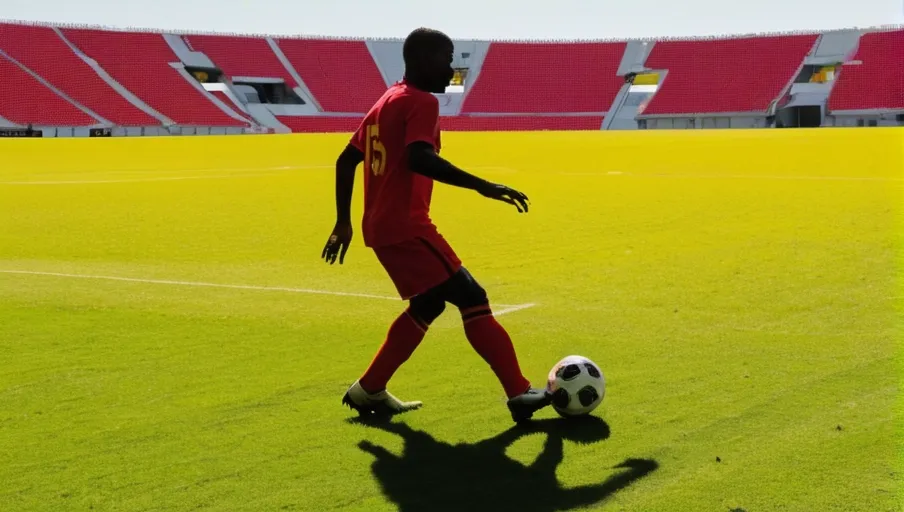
[349, 414, 659, 512]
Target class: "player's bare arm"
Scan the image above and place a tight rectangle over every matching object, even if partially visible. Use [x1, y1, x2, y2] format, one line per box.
[406, 141, 530, 212]
[322, 143, 364, 264]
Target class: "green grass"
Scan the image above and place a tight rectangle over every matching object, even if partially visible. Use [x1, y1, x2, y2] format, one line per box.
[0, 130, 901, 511]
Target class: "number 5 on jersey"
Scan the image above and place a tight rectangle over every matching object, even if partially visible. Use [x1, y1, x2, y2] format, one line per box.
[365, 124, 386, 176]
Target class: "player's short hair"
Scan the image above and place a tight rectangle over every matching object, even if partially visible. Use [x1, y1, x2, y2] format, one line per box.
[403, 28, 453, 66]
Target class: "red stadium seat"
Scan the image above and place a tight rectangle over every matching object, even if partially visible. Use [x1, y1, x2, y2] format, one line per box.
[274, 115, 602, 133]
[61, 28, 248, 126]
[277, 39, 386, 113]
[0, 23, 159, 126]
[0, 54, 95, 126]
[440, 116, 603, 131]
[276, 116, 361, 133]
[642, 35, 818, 115]
[184, 34, 297, 87]
[461, 42, 626, 114]
[828, 29, 904, 112]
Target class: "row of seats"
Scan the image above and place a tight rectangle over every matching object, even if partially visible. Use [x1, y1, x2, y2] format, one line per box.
[182, 35, 389, 113]
[0, 25, 158, 126]
[61, 29, 247, 127]
[461, 42, 627, 114]
[276, 39, 387, 113]
[0, 52, 96, 126]
[0, 22, 900, 129]
[827, 30, 904, 112]
[641, 35, 819, 115]
[276, 115, 603, 133]
[0, 24, 247, 126]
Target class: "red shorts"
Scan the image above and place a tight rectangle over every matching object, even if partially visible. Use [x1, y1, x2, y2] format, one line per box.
[373, 232, 462, 300]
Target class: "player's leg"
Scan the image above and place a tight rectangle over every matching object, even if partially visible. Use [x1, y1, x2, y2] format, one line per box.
[342, 239, 451, 416]
[343, 305, 430, 416]
[351, 290, 445, 387]
[441, 266, 552, 422]
[358, 299, 442, 393]
[440, 268, 530, 397]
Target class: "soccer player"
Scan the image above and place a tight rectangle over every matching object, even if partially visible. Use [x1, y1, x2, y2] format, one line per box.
[321, 27, 552, 423]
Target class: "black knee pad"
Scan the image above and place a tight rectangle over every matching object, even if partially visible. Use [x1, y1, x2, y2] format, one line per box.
[409, 293, 446, 325]
[445, 267, 488, 309]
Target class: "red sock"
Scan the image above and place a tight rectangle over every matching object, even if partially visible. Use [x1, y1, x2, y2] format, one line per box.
[359, 310, 428, 393]
[461, 304, 531, 399]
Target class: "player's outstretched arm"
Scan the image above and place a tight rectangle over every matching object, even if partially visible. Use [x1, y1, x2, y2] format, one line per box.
[322, 144, 364, 265]
[333, 144, 363, 225]
[407, 142, 529, 212]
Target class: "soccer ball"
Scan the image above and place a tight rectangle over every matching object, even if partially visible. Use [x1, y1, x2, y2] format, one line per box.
[546, 355, 606, 417]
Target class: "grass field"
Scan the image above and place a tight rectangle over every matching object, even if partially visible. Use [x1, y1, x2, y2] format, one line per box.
[1, 129, 901, 511]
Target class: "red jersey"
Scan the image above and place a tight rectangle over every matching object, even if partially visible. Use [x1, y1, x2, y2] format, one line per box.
[350, 80, 442, 248]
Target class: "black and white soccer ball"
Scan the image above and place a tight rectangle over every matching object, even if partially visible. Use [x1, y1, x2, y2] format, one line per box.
[546, 355, 606, 417]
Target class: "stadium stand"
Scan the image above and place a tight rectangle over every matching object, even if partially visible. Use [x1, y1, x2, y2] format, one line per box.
[461, 42, 626, 115]
[827, 29, 904, 113]
[277, 39, 386, 113]
[0, 24, 160, 126]
[0, 20, 901, 134]
[275, 115, 605, 133]
[640, 35, 818, 115]
[0, 52, 96, 126]
[61, 28, 248, 126]
[183, 34, 297, 87]
[440, 116, 604, 131]
[276, 116, 360, 133]
[209, 90, 244, 112]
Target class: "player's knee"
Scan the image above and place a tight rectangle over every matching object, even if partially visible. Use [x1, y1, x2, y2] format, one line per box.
[450, 267, 488, 309]
[463, 281, 488, 308]
[409, 294, 446, 326]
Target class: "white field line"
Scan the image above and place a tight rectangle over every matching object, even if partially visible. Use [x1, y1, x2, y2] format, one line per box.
[0, 270, 535, 317]
[0, 165, 333, 185]
[493, 303, 537, 316]
[556, 171, 903, 182]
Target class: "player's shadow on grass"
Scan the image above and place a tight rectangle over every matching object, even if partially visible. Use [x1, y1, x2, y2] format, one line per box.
[349, 415, 659, 512]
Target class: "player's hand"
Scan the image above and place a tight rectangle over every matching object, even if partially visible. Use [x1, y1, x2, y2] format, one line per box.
[477, 183, 530, 213]
[322, 221, 353, 264]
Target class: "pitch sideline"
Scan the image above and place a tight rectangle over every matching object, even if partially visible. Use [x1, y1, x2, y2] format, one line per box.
[0, 270, 536, 317]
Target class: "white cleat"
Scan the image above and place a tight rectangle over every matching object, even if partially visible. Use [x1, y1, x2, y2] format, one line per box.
[342, 380, 423, 417]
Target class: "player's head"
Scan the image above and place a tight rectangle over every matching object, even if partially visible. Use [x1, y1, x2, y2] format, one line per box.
[403, 27, 455, 94]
